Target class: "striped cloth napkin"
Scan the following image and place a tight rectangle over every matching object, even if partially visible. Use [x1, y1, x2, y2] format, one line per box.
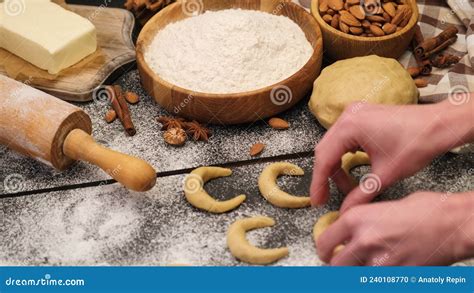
[294, 0, 474, 103]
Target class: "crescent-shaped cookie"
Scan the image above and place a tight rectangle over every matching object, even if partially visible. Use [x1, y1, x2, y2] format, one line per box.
[258, 162, 310, 208]
[313, 211, 345, 257]
[184, 167, 246, 213]
[227, 216, 289, 265]
[341, 151, 371, 184]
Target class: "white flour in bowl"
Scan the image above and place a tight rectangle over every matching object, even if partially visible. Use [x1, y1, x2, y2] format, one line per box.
[144, 9, 314, 94]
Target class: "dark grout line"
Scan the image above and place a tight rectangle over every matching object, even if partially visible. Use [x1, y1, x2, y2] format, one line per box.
[0, 151, 314, 199]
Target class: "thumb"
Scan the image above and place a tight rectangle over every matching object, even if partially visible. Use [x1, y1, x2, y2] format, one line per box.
[340, 171, 388, 213]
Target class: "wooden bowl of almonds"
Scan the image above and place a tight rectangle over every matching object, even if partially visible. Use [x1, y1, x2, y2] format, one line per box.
[136, 0, 323, 125]
[311, 0, 419, 60]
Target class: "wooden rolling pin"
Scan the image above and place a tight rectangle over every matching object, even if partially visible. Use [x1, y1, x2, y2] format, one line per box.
[0, 75, 156, 192]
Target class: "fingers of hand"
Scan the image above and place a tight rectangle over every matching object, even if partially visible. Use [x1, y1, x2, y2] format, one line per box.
[310, 123, 360, 206]
[331, 168, 357, 195]
[316, 216, 352, 263]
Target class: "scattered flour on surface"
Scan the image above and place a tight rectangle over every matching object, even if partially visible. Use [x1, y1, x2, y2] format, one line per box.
[145, 9, 314, 94]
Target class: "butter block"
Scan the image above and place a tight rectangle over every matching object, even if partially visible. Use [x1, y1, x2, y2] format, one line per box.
[0, 0, 97, 74]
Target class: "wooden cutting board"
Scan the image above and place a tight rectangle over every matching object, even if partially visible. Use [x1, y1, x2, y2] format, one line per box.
[0, 5, 136, 102]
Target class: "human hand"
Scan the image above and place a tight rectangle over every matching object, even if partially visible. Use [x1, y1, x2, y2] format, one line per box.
[316, 191, 474, 266]
[310, 99, 474, 212]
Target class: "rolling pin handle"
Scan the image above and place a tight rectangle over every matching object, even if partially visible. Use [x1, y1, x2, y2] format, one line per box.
[63, 129, 157, 191]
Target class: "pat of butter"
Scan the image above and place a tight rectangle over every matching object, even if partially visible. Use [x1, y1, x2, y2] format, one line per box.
[0, 0, 97, 74]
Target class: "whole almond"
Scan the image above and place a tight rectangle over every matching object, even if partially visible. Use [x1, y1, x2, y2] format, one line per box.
[361, 19, 371, 28]
[250, 143, 265, 157]
[339, 20, 350, 33]
[399, 8, 412, 27]
[414, 78, 428, 88]
[268, 118, 290, 130]
[327, 8, 336, 15]
[340, 10, 362, 27]
[382, 12, 391, 22]
[366, 15, 385, 22]
[125, 91, 140, 104]
[330, 14, 340, 28]
[391, 5, 410, 26]
[105, 109, 117, 123]
[369, 24, 385, 36]
[407, 66, 421, 78]
[348, 5, 366, 20]
[382, 22, 397, 34]
[319, 0, 329, 13]
[383, 2, 396, 17]
[350, 26, 364, 35]
[322, 14, 333, 23]
[328, 0, 344, 11]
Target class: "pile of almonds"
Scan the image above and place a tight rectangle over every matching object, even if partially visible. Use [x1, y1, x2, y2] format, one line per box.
[319, 0, 413, 37]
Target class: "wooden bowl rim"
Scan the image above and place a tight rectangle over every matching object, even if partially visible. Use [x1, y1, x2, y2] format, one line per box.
[136, 0, 323, 100]
[310, 0, 419, 42]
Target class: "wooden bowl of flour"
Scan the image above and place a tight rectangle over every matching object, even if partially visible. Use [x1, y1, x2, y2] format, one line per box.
[136, 0, 323, 125]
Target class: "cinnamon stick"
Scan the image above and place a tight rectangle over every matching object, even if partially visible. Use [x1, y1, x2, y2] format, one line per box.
[420, 37, 457, 60]
[419, 59, 432, 75]
[414, 26, 458, 60]
[108, 86, 123, 120]
[411, 24, 424, 49]
[430, 54, 461, 68]
[113, 85, 136, 136]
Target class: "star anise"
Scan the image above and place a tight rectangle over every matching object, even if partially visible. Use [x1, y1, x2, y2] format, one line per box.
[157, 116, 186, 131]
[183, 121, 212, 142]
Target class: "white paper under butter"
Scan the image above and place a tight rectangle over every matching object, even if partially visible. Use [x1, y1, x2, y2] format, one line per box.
[0, 0, 97, 74]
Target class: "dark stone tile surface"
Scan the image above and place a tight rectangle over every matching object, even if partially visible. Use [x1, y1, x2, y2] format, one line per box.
[0, 70, 324, 194]
[1, 154, 472, 266]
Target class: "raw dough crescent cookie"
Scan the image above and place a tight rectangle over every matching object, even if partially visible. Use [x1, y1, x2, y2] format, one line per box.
[341, 151, 371, 184]
[227, 216, 289, 265]
[258, 162, 311, 208]
[313, 211, 345, 257]
[184, 167, 246, 213]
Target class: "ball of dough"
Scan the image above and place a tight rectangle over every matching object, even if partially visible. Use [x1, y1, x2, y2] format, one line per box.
[308, 55, 419, 129]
